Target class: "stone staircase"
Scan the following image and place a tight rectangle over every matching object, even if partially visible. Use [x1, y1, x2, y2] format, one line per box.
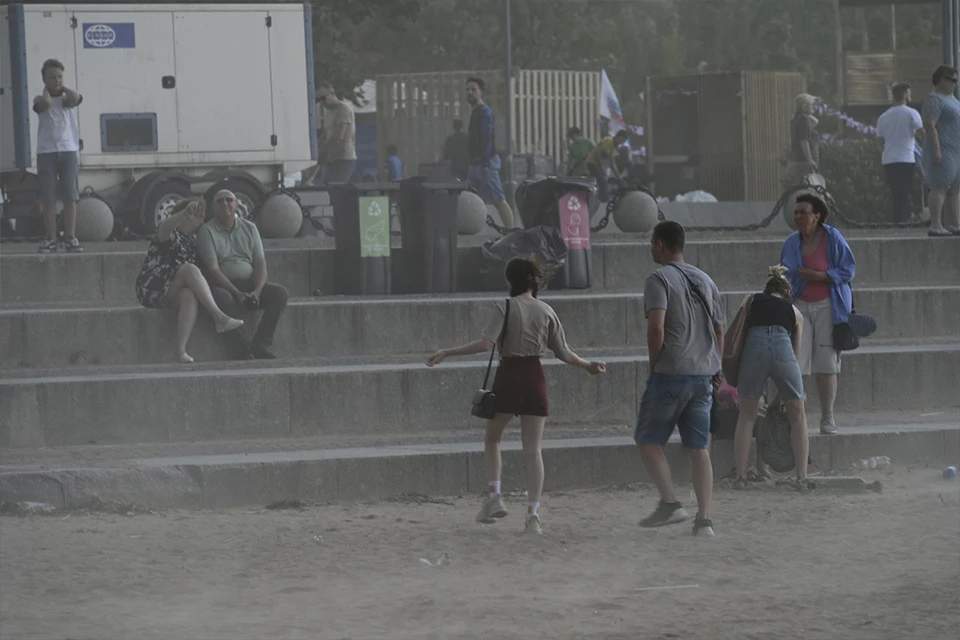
[1, 229, 957, 508]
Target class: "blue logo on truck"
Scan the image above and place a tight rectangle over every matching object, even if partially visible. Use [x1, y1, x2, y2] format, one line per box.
[83, 23, 135, 49]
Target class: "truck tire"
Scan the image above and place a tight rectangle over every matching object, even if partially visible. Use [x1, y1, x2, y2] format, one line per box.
[141, 179, 192, 233]
[205, 179, 265, 222]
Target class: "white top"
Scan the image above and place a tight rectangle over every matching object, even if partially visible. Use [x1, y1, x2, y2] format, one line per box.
[34, 94, 80, 154]
[876, 105, 922, 165]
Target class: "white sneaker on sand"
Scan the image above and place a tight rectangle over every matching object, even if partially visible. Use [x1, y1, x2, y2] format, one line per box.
[476, 494, 508, 523]
[524, 514, 543, 535]
[216, 318, 244, 333]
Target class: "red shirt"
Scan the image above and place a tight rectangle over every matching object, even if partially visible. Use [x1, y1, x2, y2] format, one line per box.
[799, 231, 830, 302]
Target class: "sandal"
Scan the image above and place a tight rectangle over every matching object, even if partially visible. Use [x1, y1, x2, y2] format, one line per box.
[733, 478, 748, 490]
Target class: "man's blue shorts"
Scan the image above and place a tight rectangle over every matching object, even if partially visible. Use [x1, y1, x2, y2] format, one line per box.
[467, 155, 505, 204]
[634, 373, 713, 450]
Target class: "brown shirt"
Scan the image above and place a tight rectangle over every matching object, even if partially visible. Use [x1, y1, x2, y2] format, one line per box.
[483, 295, 574, 359]
[322, 100, 357, 161]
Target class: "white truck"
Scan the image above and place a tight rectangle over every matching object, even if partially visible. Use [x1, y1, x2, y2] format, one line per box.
[0, 2, 317, 233]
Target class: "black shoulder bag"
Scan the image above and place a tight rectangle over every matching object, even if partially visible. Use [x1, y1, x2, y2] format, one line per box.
[471, 299, 511, 420]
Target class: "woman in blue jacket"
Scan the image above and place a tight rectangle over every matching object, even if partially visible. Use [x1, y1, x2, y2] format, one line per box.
[780, 194, 856, 435]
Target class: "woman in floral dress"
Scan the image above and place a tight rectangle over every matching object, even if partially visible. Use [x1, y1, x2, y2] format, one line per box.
[135, 198, 243, 363]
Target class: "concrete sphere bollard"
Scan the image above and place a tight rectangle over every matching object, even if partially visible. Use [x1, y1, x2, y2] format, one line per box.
[457, 190, 486, 235]
[74, 196, 114, 241]
[257, 193, 302, 239]
[613, 190, 659, 233]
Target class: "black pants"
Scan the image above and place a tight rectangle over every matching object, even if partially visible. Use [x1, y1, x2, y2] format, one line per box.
[587, 163, 609, 203]
[211, 281, 288, 353]
[884, 163, 916, 223]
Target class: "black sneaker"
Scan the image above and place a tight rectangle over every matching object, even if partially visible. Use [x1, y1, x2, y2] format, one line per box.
[692, 518, 715, 537]
[37, 239, 57, 253]
[639, 501, 689, 528]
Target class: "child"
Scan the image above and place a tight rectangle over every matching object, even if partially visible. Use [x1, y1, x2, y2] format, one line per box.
[33, 58, 83, 253]
[383, 144, 402, 181]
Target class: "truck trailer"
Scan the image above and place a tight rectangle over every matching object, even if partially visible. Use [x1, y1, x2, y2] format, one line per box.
[0, 2, 317, 234]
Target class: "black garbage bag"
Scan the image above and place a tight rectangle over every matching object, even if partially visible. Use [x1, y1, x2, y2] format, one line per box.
[479, 224, 568, 288]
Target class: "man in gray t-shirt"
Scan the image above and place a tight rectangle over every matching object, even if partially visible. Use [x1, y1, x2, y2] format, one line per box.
[635, 221, 725, 538]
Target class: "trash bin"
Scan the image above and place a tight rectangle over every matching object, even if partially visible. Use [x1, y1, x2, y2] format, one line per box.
[515, 177, 596, 290]
[395, 179, 466, 294]
[328, 183, 398, 295]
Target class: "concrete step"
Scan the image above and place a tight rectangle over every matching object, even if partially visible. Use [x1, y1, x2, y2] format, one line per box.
[1, 421, 954, 510]
[2, 342, 957, 448]
[2, 286, 958, 369]
[3, 235, 958, 307]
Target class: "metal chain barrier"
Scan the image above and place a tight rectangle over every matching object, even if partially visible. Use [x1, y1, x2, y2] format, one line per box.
[275, 185, 336, 237]
[591, 178, 663, 233]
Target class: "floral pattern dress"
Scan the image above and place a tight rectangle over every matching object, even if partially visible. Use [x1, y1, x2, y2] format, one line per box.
[135, 228, 198, 308]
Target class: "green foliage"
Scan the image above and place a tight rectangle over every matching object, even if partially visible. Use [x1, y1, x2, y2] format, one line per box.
[818, 137, 923, 223]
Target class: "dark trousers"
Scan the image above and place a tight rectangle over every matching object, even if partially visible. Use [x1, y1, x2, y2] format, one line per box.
[587, 163, 609, 203]
[211, 282, 288, 352]
[884, 162, 916, 223]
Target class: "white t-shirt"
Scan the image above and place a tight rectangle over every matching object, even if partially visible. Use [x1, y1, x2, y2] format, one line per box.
[34, 94, 80, 154]
[876, 105, 922, 164]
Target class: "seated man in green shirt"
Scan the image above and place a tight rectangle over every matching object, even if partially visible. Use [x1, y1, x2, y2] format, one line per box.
[566, 126, 595, 177]
[197, 189, 288, 359]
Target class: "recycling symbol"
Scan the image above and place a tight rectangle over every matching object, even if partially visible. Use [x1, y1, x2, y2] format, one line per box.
[566, 194, 582, 211]
[367, 201, 383, 217]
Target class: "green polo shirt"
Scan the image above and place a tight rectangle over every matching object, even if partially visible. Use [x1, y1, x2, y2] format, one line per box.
[197, 215, 264, 284]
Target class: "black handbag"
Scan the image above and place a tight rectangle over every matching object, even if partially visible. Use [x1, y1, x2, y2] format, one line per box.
[471, 299, 511, 420]
[833, 292, 876, 352]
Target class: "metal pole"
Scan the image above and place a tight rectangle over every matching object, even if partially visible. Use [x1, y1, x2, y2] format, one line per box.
[504, 0, 515, 206]
[945, 0, 955, 68]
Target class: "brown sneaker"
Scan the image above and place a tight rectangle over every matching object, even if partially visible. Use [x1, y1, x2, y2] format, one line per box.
[476, 494, 507, 523]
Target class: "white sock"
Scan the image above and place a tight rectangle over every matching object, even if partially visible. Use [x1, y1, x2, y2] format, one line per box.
[489, 481, 501, 496]
[527, 501, 539, 517]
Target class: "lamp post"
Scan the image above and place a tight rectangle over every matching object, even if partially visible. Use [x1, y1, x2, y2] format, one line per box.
[504, 0, 516, 207]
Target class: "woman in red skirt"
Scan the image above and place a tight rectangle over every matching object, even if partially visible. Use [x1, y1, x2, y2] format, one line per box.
[426, 257, 606, 535]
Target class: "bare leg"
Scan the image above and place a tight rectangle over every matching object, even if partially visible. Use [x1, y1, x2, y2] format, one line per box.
[944, 186, 960, 231]
[42, 202, 58, 242]
[174, 288, 199, 358]
[637, 444, 677, 503]
[688, 448, 714, 520]
[520, 415, 546, 503]
[61, 199, 77, 239]
[928, 189, 947, 232]
[734, 396, 762, 483]
[495, 200, 515, 229]
[483, 413, 513, 488]
[815, 373, 837, 417]
[166, 263, 232, 325]
[785, 398, 809, 480]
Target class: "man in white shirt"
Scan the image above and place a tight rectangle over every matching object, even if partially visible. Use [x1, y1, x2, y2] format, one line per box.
[876, 83, 924, 223]
[33, 58, 83, 253]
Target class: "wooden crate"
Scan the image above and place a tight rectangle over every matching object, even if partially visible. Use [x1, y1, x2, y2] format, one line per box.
[375, 70, 600, 178]
[844, 47, 940, 106]
[648, 71, 807, 201]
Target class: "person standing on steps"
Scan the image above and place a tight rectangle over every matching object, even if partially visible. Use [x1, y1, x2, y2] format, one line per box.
[780, 194, 856, 436]
[313, 83, 357, 186]
[197, 189, 288, 360]
[465, 77, 515, 229]
[442, 119, 470, 181]
[33, 58, 83, 254]
[426, 257, 605, 535]
[921, 65, 960, 236]
[877, 83, 923, 224]
[635, 221, 724, 538]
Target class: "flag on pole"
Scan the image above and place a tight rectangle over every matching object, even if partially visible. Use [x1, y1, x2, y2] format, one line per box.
[599, 69, 626, 136]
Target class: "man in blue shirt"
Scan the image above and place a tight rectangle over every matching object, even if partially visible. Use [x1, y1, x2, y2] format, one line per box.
[466, 77, 515, 229]
[383, 144, 402, 181]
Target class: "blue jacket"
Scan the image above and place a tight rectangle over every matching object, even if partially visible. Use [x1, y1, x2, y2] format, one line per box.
[780, 224, 856, 325]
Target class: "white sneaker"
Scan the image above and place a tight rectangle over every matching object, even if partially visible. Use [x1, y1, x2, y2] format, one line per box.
[476, 494, 507, 523]
[692, 518, 715, 537]
[216, 317, 244, 333]
[820, 415, 839, 435]
[524, 514, 543, 535]
[178, 352, 195, 364]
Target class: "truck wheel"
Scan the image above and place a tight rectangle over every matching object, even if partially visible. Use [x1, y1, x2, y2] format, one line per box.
[205, 179, 265, 222]
[141, 180, 192, 233]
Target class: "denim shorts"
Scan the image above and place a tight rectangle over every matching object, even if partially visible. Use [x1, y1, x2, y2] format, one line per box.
[37, 151, 79, 203]
[634, 373, 713, 450]
[467, 155, 505, 204]
[737, 326, 805, 401]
